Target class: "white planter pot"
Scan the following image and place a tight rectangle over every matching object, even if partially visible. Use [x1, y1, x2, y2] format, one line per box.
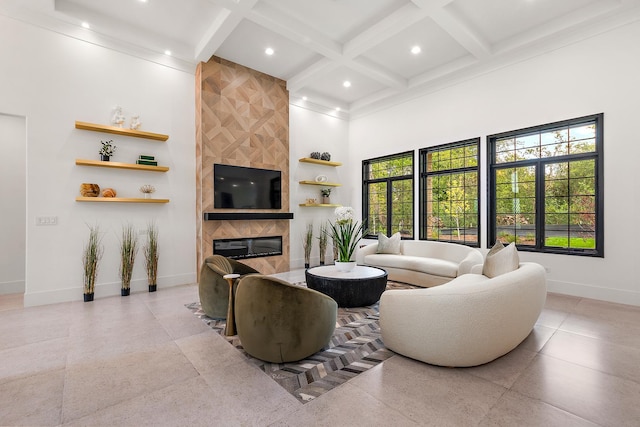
[335, 261, 356, 272]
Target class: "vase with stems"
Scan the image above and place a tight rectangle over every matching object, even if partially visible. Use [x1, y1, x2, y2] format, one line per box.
[318, 222, 328, 265]
[303, 223, 313, 269]
[82, 224, 103, 302]
[119, 223, 138, 296]
[144, 221, 159, 292]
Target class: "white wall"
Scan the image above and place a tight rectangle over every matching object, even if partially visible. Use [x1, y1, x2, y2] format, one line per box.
[349, 21, 640, 306]
[0, 114, 26, 294]
[0, 15, 197, 306]
[289, 104, 349, 268]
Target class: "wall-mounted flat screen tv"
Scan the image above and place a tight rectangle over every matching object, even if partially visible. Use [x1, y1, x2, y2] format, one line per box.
[214, 164, 282, 209]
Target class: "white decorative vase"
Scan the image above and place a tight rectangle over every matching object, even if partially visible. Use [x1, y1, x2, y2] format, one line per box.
[335, 261, 356, 272]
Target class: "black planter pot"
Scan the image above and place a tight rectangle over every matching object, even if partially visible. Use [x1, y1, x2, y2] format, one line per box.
[100, 155, 111, 161]
[83, 292, 94, 302]
[121, 288, 130, 296]
[148, 284, 157, 292]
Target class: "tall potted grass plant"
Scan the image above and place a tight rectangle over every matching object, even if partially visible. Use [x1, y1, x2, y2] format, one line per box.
[119, 223, 138, 296]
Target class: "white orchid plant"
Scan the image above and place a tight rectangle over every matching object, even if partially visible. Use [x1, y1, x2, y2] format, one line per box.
[326, 207, 366, 262]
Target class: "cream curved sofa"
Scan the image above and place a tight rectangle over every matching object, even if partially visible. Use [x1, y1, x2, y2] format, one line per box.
[379, 262, 547, 367]
[356, 240, 484, 287]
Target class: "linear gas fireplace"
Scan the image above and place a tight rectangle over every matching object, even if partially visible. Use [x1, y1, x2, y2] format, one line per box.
[213, 236, 283, 260]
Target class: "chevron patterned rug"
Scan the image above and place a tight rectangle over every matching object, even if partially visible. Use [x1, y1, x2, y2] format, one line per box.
[186, 280, 418, 403]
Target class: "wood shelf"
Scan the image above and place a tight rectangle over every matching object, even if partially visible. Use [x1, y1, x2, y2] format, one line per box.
[299, 203, 342, 207]
[76, 197, 169, 204]
[75, 159, 169, 172]
[299, 157, 342, 167]
[298, 180, 341, 187]
[75, 121, 169, 141]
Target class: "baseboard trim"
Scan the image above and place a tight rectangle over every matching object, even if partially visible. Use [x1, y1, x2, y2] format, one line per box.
[547, 279, 640, 307]
[23, 273, 196, 307]
[0, 280, 25, 295]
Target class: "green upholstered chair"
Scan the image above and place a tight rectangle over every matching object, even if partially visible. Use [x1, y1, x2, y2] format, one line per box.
[198, 255, 259, 319]
[234, 275, 338, 363]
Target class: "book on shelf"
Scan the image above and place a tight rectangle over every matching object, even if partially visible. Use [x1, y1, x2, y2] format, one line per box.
[136, 159, 158, 166]
[139, 155, 155, 161]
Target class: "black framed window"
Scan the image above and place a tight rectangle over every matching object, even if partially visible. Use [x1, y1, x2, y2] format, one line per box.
[488, 113, 603, 256]
[362, 151, 414, 239]
[419, 138, 480, 246]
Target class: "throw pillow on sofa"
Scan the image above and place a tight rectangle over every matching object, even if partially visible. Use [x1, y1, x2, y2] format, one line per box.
[377, 232, 401, 254]
[483, 241, 519, 278]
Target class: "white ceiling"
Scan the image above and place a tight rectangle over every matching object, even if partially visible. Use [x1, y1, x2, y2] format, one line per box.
[2, 0, 640, 119]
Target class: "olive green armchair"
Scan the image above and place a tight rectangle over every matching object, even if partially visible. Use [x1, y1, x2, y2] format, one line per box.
[234, 275, 338, 363]
[198, 255, 259, 319]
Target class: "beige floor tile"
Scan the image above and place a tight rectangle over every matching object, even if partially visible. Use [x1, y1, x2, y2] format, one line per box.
[541, 329, 640, 383]
[155, 312, 212, 340]
[518, 324, 557, 352]
[349, 355, 507, 425]
[480, 390, 598, 427]
[0, 293, 23, 312]
[175, 330, 248, 374]
[559, 311, 640, 350]
[61, 341, 199, 423]
[200, 359, 300, 425]
[465, 347, 538, 388]
[65, 318, 173, 365]
[62, 377, 221, 427]
[536, 308, 570, 329]
[0, 337, 68, 384]
[0, 369, 65, 426]
[544, 292, 583, 312]
[0, 303, 74, 351]
[512, 354, 640, 427]
[271, 382, 418, 426]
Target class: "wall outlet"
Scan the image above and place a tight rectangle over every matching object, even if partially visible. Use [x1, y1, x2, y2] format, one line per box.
[36, 216, 58, 226]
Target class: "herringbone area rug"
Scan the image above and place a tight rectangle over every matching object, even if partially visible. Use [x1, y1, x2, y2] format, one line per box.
[186, 281, 417, 403]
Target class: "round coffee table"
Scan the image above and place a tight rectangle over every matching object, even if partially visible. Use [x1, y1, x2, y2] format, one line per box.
[305, 265, 388, 307]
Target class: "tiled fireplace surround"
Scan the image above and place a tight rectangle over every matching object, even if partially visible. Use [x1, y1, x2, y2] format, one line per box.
[195, 56, 291, 276]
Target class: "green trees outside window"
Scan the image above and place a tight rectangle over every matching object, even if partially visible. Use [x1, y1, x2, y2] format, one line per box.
[419, 139, 480, 246]
[488, 114, 603, 256]
[362, 151, 414, 239]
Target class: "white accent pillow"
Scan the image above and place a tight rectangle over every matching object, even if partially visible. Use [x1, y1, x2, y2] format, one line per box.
[482, 241, 519, 278]
[377, 232, 401, 254]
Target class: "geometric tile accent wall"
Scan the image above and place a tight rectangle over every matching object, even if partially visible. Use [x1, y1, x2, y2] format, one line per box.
[195, 56, 290, 275]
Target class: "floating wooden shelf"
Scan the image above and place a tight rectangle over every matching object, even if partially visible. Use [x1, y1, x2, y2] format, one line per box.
[75, 121, 169, 141]
[299, 203, 342, 207]
[298, 180, 341, 187]
[75, 159, 169, 172]
[299, 158, 342, 167]
[76, 197, 169, 204]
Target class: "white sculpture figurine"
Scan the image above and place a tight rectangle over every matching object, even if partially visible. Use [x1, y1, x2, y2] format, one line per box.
[111, 105, 125, 128]
[130, 115, 141, 130]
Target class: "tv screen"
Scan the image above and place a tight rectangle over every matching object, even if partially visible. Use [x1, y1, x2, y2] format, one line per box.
[214, 164, 282, 209]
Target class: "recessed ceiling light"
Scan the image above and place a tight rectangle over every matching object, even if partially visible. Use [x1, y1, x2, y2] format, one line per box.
[302, 96, 308, 101]
[335, 107, 341, 112]
[81, 22, 90, 29]
[139, 0, 148, 3]
[265, 47, 274, 56]
[164, 50, 172, 56]
[411, 45, 421, 55]
[343, 81, 351, 88]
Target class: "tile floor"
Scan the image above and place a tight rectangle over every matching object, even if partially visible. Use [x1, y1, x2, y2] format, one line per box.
[1, 270, 640, 426]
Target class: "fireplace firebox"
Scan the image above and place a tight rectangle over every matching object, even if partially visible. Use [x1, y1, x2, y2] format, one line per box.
[213, 236, 283, 260]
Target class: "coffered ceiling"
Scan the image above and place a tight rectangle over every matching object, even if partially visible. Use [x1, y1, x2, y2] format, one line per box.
[2, 0, 640, 118]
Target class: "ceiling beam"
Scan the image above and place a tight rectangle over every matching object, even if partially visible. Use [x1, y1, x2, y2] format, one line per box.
[428, 8, 492, 59]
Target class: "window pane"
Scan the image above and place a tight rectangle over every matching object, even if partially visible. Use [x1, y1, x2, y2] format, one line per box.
[367, 182, 387, 235]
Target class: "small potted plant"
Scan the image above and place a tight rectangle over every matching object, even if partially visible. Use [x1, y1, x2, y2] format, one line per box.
[144, 221, 159, 292]
[318, 222, 328, 265]
[99, 140, 116, 161]
[320, 188, 331, 204]
[82, 224, 103, 302]
[139, 184, 155, 199]
[119, 223, 138, 296]
[303, 223, 313, 269]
